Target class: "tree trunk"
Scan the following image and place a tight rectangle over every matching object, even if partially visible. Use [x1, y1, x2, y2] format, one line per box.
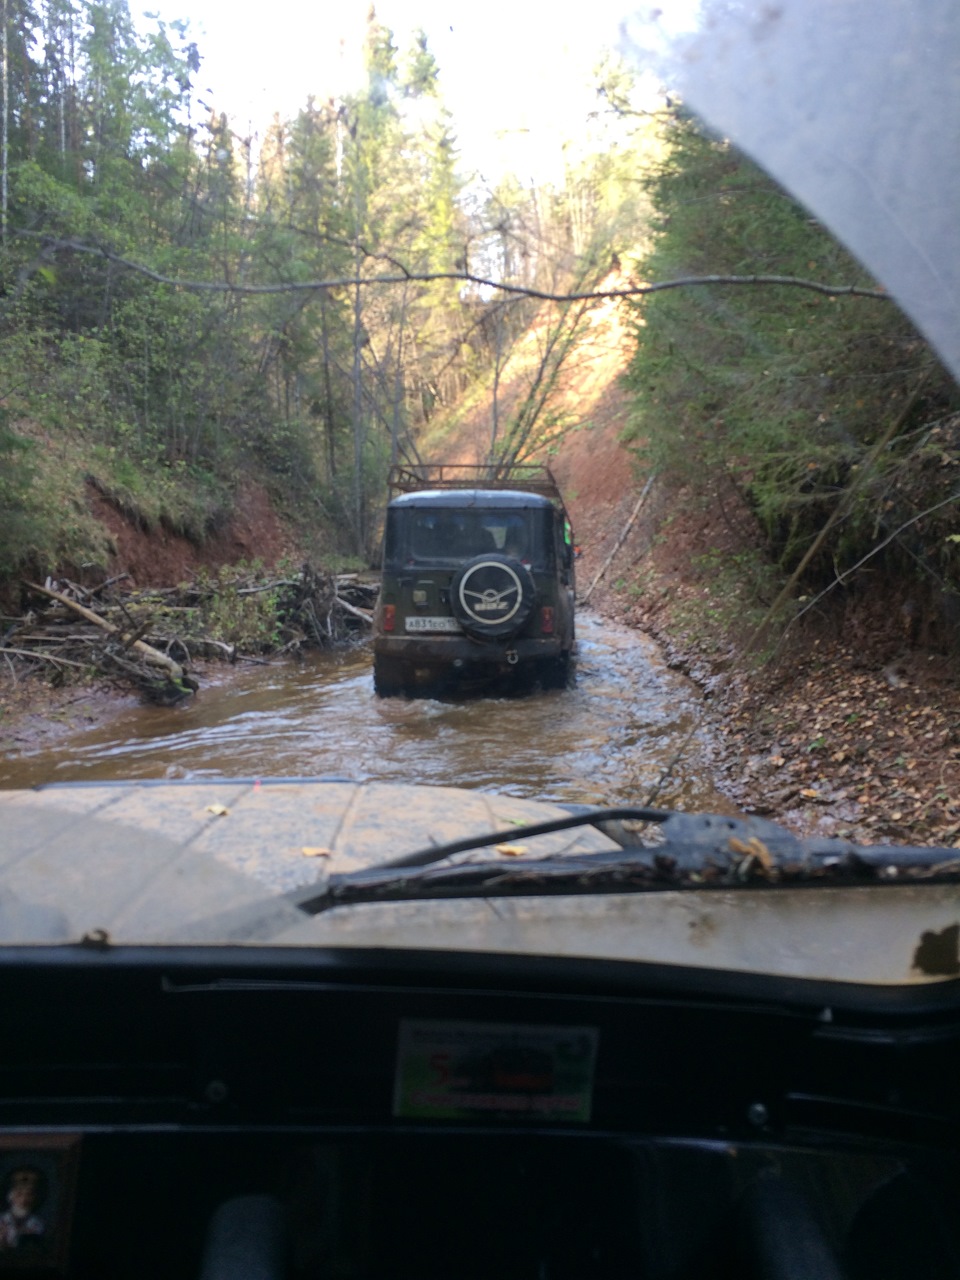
[2, 0, 8, 244]
[319, 291, 337, 480]
[489, 302, 507, 461]
[351, 266, 365, 550]
[390, 287, 408, 468]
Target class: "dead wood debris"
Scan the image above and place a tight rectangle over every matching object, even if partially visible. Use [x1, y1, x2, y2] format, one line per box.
[2, 566, 378, 702]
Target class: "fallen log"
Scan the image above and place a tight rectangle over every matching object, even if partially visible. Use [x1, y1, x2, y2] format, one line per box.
[25, 582, 187, 682]
[580, 473, 657, 606]
[336, 598, 373, 626]
[185, 638, 237, 661]
[237, 579, 301, 596]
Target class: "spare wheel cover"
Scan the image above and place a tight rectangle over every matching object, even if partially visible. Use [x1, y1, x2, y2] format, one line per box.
[451, 554, 536, 639]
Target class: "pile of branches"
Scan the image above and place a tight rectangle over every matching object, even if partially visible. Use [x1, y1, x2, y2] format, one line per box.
[1, 565, 378, 702]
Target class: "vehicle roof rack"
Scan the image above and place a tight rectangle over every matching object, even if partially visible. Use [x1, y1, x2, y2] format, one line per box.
[388, 463, 565, 506]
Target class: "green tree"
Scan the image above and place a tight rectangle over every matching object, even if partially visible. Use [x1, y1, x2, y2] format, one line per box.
[623, 111, 960, 592]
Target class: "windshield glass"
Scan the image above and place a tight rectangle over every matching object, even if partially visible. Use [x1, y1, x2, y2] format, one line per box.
[0, 0, 956, 984]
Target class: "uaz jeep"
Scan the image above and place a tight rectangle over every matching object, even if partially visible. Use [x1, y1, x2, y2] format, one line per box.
[373, 463, 576, 695]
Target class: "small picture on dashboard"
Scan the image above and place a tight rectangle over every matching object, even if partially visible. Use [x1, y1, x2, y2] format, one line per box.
[0, 1135, 80, 1275]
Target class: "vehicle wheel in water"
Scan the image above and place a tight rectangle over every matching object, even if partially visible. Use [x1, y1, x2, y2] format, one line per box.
[373, 657, 410, 698]
[539, 654, 572, 690]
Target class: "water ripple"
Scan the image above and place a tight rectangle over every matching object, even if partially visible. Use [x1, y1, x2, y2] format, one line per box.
[2, 613, 728, 810]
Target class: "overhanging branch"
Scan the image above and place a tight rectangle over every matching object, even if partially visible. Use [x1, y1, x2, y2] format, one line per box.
[12, 232, 891, 303]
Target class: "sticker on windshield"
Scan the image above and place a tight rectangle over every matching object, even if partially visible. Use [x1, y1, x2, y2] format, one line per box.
[393, 1020, 598, 1122]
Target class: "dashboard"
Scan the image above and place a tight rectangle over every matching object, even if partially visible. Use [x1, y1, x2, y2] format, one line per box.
[3, 947, 960, 1279]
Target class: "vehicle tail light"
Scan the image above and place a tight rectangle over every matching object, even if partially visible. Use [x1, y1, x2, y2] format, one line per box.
[383, 604, 396, 632]
[540, 606, 554, 634]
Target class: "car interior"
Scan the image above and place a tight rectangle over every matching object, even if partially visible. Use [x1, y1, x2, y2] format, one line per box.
[4, 946, 959, 1279]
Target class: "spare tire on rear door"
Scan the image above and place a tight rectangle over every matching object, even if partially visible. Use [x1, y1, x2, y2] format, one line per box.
[451, 554, 537, 640]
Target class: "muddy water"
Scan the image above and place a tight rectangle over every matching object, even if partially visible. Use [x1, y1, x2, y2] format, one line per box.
[1, 614, 731, 811]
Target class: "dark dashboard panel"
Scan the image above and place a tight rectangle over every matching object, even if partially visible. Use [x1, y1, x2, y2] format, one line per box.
[3, 950, 960, 1278]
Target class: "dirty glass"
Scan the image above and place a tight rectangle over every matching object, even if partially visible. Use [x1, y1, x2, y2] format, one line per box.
[405, 511, 543, 566]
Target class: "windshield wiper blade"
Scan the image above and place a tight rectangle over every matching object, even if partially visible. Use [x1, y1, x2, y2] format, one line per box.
[293, 808, 960, 917]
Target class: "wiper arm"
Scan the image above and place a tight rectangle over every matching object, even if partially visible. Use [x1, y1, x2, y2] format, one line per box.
[293, 808, 960, 917]
[372, 804, 671, 871]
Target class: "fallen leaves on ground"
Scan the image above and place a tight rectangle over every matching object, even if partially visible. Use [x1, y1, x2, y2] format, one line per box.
[715, 646, 960, 846]
[598, 486, 960, 850]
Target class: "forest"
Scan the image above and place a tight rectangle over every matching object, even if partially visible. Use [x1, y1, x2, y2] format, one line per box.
[0, 0, 958, 658]
[0, 1, 646, 582]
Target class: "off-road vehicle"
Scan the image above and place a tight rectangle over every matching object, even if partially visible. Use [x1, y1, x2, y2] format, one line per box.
[372, 463, 576, 695]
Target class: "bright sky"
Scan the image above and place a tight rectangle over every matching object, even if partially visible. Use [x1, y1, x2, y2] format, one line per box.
[138, 2, 700, 185]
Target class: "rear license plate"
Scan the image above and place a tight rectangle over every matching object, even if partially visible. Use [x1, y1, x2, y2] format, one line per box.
[405, 616, 461, 632]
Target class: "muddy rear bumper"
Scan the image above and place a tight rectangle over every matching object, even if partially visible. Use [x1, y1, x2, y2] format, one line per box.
[373, 634, 566, 669]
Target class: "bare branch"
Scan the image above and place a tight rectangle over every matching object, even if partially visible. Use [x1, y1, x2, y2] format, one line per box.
[12, 232, 891, 304]
[782, 487, 960, 635]
[0, 647, 88, 669]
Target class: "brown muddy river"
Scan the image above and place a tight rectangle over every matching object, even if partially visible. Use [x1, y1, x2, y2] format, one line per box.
[1, 614, 731, 811]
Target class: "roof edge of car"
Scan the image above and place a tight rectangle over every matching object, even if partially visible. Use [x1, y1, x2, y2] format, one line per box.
[388, 489, 558, 509]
